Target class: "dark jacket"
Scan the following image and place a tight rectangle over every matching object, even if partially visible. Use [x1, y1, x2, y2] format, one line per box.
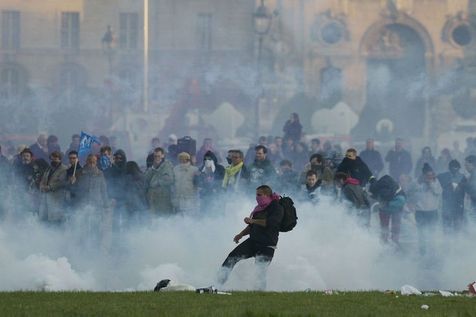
[385, 149, 413, 180]
[276, 170, 299, 194]
[13, 161, 34, 190]
[250, 200, 284, 247]
[198, 150, 225, 196]
[248, 159, 276, 186]
[125, 173, 148, 212]
[359, 149, 384, 177]
[463, 171, 476, 210]
[104, 149, 128, 204]
[283, 120, 302, 142]
[437, 171, 465, 214]
[29, 143, 49, 161]
[337, 157, 373, 186]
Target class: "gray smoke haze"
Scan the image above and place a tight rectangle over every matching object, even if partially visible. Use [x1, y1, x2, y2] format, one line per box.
[0, 194, 475, 291]
[1, 0, 476, 293]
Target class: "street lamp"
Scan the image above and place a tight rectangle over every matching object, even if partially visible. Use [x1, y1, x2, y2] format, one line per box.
[143, 0, 149, 113]
[253, 0, 272, 136]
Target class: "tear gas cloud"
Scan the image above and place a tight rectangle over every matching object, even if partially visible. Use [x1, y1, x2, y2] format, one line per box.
[0, 194, 474, 292]
[0, 0, 475, 293]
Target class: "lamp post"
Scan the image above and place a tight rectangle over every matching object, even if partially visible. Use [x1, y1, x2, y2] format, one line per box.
[143, 0, 149, 113]
[253, 0, 272, 136]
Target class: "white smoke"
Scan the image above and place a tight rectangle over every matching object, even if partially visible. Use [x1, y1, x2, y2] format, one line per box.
[0, 194, 475, 291]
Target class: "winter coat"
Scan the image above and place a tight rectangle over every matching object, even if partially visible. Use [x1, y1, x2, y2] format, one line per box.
[369, 175, 406, 213]
[337, 157, 373, 186]
[437, 171, 465, 214]
[198, 151, 225, 197]
[385, 149, 413, 180]
[283, 120, 302, 143]
[359, 149, 384, 177]
[411, 180, 442, 211]
[144, 159, 175, 215]
[39, 164, 68, 222]
[103, 149, 128, 205]
[249, 200, 284, 247]
[173, 163, 199, 214]
[463, 171, 476, 211]
[75, 166, 109, 209]
[29, 143, 49, 161]
[125, 174, 148, 213]
[276, 170, 299, 194]
[301, 181, 321, 203]
[13, 161, 34, 191]
[248, 159, 276, 186]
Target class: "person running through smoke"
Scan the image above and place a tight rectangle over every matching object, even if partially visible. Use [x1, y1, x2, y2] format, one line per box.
[217, 185, 284, 290]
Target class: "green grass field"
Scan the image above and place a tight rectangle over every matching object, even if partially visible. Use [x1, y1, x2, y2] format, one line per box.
[0, 291, 475, 316]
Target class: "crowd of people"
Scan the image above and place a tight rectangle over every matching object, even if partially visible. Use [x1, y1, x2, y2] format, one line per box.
[1, 113, 476, 257]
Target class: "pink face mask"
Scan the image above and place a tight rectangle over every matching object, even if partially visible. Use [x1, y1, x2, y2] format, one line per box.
[256, 195, 272, 207]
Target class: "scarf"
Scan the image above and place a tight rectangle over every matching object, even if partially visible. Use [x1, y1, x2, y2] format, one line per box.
[344, 177, 360, 186]
[201, 160, 216, 173]
[250, 192, 280, 217]
[222, 162, 244, 188]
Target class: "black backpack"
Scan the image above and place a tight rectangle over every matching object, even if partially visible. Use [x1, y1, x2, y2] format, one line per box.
[369, 175, 400, 202]
[278, 196, 297, 232]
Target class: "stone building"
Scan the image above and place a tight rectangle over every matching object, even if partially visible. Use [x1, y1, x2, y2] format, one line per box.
[0, 0, 475, 148]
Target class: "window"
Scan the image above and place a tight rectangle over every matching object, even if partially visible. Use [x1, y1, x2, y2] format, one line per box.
[197, 13, 212, 51]
[119, 13, 139, 49]
[319, 66, 342, 106]
[1, 11, 20, 50]
[61, 12, 80, 49]
[0, 66, 22, 99]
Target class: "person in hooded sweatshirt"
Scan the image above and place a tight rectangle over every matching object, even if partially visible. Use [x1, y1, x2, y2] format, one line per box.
[198, 150, 225, 214]
[337, 148, 374, 187]
[217, 185, 284, 290]
[335, 172, 371, 227]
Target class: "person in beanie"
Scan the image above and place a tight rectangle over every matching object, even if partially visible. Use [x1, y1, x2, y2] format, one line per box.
[217, 185, 284, 290]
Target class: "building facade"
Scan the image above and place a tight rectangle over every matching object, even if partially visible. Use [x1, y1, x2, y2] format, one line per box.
[0, 0, 474, 147]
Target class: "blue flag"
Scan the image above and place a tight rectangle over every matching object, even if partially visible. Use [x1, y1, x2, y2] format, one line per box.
[78, 131, 100, 157]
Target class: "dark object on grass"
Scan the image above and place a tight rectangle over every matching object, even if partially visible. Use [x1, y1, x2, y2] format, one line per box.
[154, 279, 171, 292]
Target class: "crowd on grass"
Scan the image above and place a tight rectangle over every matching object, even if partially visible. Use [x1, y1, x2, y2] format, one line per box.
[1, 113, 476, 256]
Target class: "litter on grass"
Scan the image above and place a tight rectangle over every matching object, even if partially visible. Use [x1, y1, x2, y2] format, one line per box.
[401, 285, 422, 295]
[438, 290, 454, 297]
[468, 282, 476, 295]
